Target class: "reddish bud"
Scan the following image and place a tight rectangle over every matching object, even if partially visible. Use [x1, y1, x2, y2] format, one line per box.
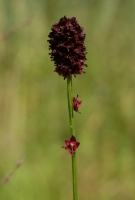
[62, 136, 80, 154]
[72, 95, 82, 113]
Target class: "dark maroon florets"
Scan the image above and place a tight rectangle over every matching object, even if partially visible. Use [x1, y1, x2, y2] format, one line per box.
[48, 16, 87, 79]
[62, 135, 80, 154]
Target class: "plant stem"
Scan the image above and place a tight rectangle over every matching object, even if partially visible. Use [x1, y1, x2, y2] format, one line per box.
[67, 76, 78, 200]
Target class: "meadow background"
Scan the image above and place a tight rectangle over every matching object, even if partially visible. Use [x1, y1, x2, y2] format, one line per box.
[0, 0, 135, 199]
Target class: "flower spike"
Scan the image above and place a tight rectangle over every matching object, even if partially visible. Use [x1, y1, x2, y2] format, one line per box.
[48, 16, 87, 79]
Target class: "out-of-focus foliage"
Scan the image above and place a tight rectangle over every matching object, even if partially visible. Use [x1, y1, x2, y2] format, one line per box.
[0, 0, 135, 199]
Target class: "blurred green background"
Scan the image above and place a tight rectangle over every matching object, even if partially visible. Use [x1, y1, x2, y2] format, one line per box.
[0, 0, 135, 199]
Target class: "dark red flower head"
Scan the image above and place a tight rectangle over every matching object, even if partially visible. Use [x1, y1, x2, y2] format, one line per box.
[72, 95, 82, 114]
[62, 135, 80, 154]
[48, 16, 87, 79]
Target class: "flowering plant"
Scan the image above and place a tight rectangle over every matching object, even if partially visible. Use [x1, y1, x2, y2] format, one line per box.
[48, 16, 87, 200]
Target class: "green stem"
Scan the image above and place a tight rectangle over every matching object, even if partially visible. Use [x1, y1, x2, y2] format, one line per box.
[67, 76, 78, 200]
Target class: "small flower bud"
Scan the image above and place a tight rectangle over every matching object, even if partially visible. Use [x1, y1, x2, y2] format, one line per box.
[72, 95, 82, 114]
[62, 135, 80, 154]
